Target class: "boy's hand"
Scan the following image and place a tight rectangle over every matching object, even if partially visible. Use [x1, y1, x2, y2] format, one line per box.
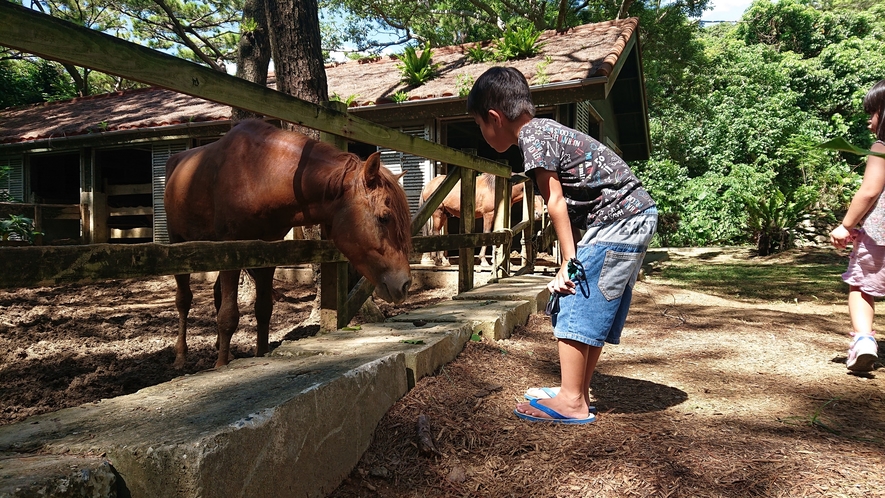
[829, 225, 855, 250]
[548, 264, 577, 295]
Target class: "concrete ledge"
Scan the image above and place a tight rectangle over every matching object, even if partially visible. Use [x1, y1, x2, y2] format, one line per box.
[1, 353, 408, 498]
[0, 455, 116, 498]
[273, 322, 473, 388]
[455, 274, 551, 314]
[387, 299, 533, 341]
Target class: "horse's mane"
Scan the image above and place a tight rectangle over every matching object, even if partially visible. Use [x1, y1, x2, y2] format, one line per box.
[362, 159, 413, 255]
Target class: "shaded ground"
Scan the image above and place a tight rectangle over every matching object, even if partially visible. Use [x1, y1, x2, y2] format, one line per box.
[2, 247, 884, 497]
[0, 273, 451, 425]
[329, 246, 885, 498]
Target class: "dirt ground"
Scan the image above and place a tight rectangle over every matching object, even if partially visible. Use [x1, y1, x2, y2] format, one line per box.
[2, 247, 885, 497]
[0, 272, 452, 425]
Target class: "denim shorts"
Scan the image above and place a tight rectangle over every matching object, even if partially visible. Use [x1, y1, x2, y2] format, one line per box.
[552, 207, 658, 347]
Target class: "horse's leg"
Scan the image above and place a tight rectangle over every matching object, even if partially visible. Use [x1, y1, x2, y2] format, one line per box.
[212, 274, 222, 351]
[478, 213, 494, 267]
[432, 211, 450, 266]
[173, 273, 193, 369]
[249, 267, 275, 359]
[215, 269, 241, 368]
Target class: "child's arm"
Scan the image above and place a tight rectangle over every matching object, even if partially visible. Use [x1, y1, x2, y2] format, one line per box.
[533, 169, 578, 295]
[831, 142, 885, 249]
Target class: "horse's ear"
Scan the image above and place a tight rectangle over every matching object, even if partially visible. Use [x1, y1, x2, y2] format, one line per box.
[363, 151, 383, 187]
[394, 170, 407, 181]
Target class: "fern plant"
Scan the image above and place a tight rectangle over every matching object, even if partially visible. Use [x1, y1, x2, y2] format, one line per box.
[495, 24, 545, 61]
[0, 214, 42, 244]
[465, 43, 493, 64]
[396, 44, 440, 86]
[456, 74, 474, 97]
[390, 91, 409, 103]
[330, 92, 360, 106]
[744, 187, 817, 256]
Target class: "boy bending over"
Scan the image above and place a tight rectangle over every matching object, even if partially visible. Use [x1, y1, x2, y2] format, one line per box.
[467, 67, 657, 424]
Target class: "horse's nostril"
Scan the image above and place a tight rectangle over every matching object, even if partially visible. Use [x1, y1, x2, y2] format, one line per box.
[401, 279, 411, 298]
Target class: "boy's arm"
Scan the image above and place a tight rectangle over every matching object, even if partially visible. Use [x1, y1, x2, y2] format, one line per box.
[533, 169, 578, 295]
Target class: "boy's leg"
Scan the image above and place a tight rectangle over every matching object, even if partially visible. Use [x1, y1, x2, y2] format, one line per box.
[581, 343, 603, 405]
[516, 338, 594, 420]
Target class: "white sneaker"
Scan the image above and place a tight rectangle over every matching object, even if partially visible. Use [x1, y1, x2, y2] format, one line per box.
[847, 332, 879, 372]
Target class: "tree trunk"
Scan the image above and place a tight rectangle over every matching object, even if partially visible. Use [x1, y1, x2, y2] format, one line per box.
[232, 0, 272, 122]
[262, 0, 328, 139]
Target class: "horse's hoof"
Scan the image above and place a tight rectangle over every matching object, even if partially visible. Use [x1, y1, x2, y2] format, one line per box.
[173, 357, 186, 370]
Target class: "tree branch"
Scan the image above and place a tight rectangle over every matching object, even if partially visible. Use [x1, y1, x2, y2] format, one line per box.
[149, 0, 225, 71]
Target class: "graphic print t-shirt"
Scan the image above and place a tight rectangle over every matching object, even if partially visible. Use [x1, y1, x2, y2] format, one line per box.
[518, 118, 655, 228]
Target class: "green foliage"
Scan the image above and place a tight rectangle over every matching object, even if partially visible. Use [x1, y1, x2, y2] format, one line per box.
[465, 43, 494, 64]
[0, 215, 42, 244]
[390, 91, 409, 103]
[456, 74, 474, 97]
[396, 44, 440, 86]
[744, 187, 818, 256]
[330, 92, 360, 105]
[532, 56, 553, 85]
[0, 58, 77, 108]
[494, 23, 545, 61]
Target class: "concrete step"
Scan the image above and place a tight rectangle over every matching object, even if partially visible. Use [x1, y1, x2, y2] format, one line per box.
[0, 276, 548, 498]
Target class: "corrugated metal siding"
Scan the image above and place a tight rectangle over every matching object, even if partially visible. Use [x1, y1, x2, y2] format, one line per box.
[1, 156, 25, 201]
[151, 142, 187, 244]
[378, 125, 433, 215]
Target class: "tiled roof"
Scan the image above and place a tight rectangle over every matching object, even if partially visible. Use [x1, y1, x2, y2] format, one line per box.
[326, 18, 639, 107]
[0, 18, 638, 146]
[0, 87, 230, 144]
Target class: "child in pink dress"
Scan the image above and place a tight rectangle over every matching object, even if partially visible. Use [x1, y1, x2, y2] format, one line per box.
[830, 79, 885, 372]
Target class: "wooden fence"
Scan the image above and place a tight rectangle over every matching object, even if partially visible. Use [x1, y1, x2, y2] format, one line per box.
[0, 2, 549, 329]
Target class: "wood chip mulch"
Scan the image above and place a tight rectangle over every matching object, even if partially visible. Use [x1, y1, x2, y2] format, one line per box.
[330, 280, 885, 498]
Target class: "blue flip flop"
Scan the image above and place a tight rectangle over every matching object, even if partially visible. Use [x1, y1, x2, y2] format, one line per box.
[524, 387, 598, 414]
[514, 399, 596, 424]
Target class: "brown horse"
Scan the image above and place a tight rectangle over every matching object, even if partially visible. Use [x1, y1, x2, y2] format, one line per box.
[164, 119, 412, 368]
[420, 172, 542, 266]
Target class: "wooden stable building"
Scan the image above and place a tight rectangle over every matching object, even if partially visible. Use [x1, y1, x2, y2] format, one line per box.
[0, 18, 649, 245]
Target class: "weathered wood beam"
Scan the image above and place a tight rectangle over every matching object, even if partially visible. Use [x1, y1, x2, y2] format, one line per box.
[0, 240, 344, 289]
[458, 168, 476, 293]
[410, 170, 460, 236]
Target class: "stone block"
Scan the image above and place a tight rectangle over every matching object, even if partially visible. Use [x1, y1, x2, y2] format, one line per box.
[387, 299, 533, 341]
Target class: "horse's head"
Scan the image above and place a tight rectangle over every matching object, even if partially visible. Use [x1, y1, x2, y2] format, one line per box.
[329, 152, 412, 303]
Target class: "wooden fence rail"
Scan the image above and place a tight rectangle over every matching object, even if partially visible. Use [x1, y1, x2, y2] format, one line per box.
[0, 233, 511, 290]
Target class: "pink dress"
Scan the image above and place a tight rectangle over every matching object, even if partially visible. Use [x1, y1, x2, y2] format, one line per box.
[843, 140, 885, 296]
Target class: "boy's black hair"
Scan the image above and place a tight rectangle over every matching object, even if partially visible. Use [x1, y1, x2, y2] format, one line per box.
[863, 79, 885, 141]
[466, 67, 535, 122]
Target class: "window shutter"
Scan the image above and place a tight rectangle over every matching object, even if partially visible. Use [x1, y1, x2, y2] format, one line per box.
[151, 142, 187, 244]
[1, 156, 25, 201]
[576, 101, 590, 135]
[377, 125, 433, 215]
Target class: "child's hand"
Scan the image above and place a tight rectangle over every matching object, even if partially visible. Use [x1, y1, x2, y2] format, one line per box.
[830, 224, 855, 249]
[548, 263, 577, 295]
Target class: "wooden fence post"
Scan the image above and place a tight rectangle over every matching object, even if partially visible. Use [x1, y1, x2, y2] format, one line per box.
[492, 175, 510, 279]
[319, 101, 351, 332]
[458, 168, 475, 293]
[522, 178, 536, 271]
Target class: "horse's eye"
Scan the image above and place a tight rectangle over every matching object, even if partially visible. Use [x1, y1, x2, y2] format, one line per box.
[378, 214, 390, 225]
